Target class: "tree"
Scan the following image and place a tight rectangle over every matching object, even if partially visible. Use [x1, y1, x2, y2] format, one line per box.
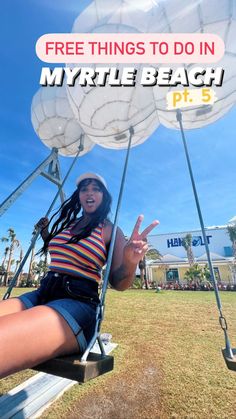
[1, 245, 10, 270]
[31, 256, 49, 284]
[203, 264, 211, 281]
[1, 236, 9, 267]
[0, 243, 10, 286]
[184, 264, 204, 288]
[27, 245, 35, 285]
[227, 224, 236, 254]
[140, 247, 162, 289]
[4, 228, 20, 285]
[14, 247, 24, 287]
[227, 224, 236, 284]
[182, 233, 195, 267]
[145, 247, 162, 261]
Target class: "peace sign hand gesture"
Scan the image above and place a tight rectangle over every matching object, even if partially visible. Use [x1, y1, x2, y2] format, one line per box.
[123, 215, 159, 266]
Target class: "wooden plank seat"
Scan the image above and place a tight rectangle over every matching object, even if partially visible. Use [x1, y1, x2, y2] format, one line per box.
[222, 348, 236, 371]
[33, 353, 114, 382]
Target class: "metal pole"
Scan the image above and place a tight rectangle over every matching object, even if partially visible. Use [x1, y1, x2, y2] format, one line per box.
[0, 148, 61, 217]
[176, 109, 234, 359]
[81, 127, 134, 362]
[3, 140, 84, 300]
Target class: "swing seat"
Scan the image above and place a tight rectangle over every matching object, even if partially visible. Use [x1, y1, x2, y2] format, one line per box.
[222, 348, 236, 372]
[33, 352, 114, 382]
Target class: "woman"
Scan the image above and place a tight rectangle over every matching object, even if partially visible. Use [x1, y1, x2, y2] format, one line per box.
[0, 173, 158, 379]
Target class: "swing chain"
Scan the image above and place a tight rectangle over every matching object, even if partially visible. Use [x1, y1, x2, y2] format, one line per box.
[4, 291, 10, 300]
[219, 315, 228, 331]
[99, 304, 104, 322]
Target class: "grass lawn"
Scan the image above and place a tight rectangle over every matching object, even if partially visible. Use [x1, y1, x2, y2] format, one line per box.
[0, 288, 236, 418]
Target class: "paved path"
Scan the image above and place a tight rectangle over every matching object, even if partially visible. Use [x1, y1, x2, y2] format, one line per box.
[0, 341, 117, 418]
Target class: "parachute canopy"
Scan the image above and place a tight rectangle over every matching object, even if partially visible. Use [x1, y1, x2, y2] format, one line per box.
[32, 0, 236, 153]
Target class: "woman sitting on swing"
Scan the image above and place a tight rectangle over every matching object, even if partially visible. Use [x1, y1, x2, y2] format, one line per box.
[0, 173, 158, 379]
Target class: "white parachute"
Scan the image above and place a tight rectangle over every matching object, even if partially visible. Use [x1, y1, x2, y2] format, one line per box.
[31, 85, 94, 156]
[32, 0, 236, 152]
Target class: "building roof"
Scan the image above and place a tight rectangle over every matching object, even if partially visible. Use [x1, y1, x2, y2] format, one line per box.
[228, 215, 236, 223]
[162, 254, 186, 263]
[196, 252, 227, 261]
[147, 251, 232, 268]
[148, 225, 227, 237]
[148, 253, 186, 264]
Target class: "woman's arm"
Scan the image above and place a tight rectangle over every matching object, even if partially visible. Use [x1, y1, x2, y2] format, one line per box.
[107, 215, 159, 291]
[109, 227, 137, 291]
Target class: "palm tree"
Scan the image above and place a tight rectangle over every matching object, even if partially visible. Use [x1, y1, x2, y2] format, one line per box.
[182, 233, 194, 267]
[0, 245, 10, 285]
[5, 228, 20, 285]
[227, 225, 236, 257]
[32, 257, 48, 278]
[14, 247, 24, 287]
[1, 236, 9, 266]
[0, 242, 10, 286]
[184, 264, 204, 289]
[1, 245, 10, 270]
[227, 224, 236, 284]
[27, 245, 35, 285]
[31, 255, 49, 287]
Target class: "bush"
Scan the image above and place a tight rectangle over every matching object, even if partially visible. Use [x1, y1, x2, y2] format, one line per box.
[132, 276, 142, 289]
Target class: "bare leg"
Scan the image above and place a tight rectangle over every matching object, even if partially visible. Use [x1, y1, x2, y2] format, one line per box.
[0, 298, 26, 317]
[0, 305, 79, 379]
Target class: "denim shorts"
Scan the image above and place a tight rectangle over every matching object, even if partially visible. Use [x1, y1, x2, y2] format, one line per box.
[17, 271, 99, 353]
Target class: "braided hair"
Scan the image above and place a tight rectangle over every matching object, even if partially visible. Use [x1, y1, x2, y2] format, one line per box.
[41, 178, 112, 254]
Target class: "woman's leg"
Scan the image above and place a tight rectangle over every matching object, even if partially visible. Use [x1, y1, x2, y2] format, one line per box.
[0, 287, 41, 317]
[0, 298, 27, 317]
[0, 305, 79, 379]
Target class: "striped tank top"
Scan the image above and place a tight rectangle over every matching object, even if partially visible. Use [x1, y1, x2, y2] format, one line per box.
[48, 222, 107, 283]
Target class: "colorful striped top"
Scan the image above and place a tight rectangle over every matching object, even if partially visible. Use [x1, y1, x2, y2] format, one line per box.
[48, 223, 107, 283]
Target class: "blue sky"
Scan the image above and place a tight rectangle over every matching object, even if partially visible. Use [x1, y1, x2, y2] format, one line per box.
[0, 0, 235, 266]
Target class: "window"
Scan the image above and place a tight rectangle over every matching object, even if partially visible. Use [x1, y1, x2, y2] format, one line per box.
[166, 268, 179, 282]
[224, 247, 233, 257]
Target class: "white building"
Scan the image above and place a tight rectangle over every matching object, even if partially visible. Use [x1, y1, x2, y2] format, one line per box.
[147, 226, 234, 284]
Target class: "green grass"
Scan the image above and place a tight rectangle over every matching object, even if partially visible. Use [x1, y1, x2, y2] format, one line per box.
[0, 288, 236, 418]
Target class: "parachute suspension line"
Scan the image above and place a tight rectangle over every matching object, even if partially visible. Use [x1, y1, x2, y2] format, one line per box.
[81, 126, 134, 362]
[100, 127, 134, 306]
[3, 137, 85, 301]
[176, 109, 234, 360]
[44, 136, 84, 216]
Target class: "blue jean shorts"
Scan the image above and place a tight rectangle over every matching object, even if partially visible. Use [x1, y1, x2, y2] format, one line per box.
[17, 271, 99, 353]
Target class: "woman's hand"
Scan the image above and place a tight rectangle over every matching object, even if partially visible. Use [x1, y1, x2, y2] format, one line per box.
[35, 217, 49, 231]
[123, 215, 159, 265]
[35, 217, 50, 242]
[109, 215, 159, 291]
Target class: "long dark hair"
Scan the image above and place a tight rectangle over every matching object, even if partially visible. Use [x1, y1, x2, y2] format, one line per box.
[41, 178, 112, 254]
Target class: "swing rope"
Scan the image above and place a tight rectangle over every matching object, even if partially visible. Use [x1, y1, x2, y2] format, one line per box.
[176, 109, 234, 360]
[3, 136, 84, 301]
[81, 126, 134, 362]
